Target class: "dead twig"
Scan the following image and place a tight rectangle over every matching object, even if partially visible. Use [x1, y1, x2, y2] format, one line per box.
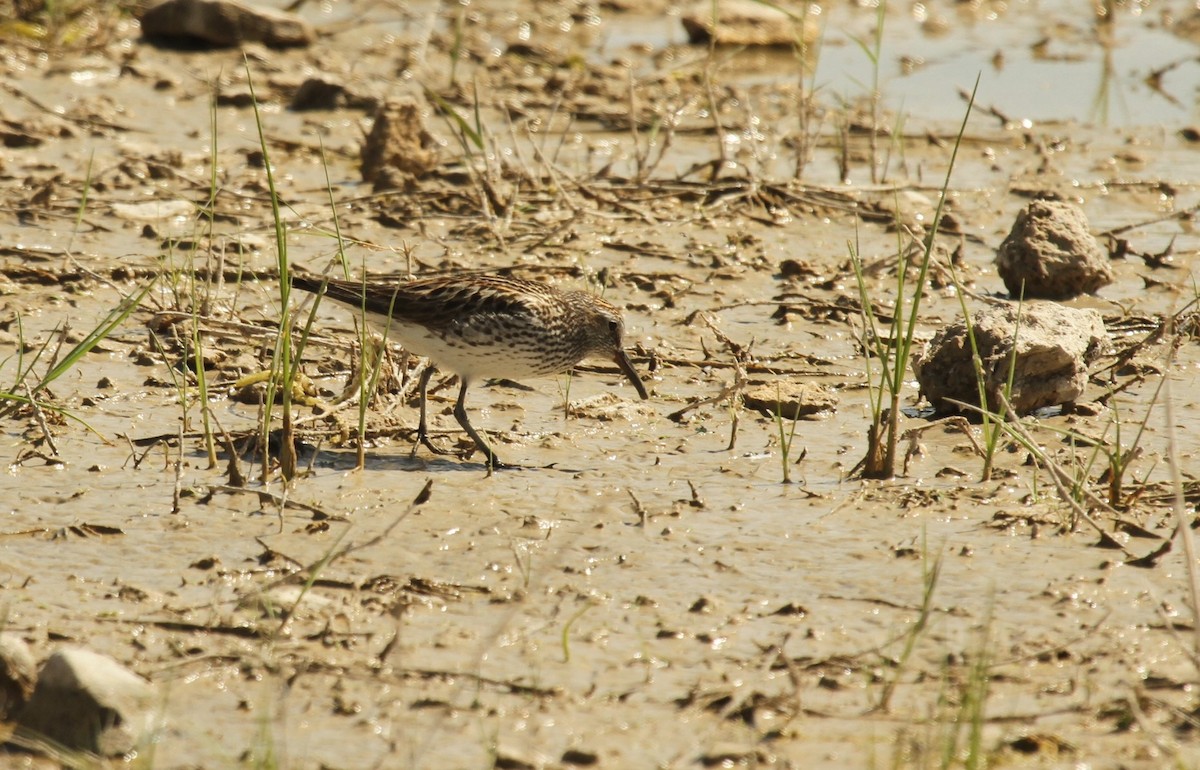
[992, 393, 1132, 551]
[22, 382, 58, 457]
[900, 416, 983, 476]
[667, 314, 751, 451]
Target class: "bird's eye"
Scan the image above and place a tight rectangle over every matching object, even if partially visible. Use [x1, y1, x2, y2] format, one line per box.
[608, 319, 620, 335]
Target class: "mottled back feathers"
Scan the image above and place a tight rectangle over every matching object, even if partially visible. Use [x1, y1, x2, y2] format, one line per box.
[291, 272, 646, 394]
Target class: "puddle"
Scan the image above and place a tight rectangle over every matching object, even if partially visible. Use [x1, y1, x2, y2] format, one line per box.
[605, 2, 1200, 128]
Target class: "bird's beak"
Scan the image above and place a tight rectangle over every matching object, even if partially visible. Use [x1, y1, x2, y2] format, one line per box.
[614, 349, 649, 400]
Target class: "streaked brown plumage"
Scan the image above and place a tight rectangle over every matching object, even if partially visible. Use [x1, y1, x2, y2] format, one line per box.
[291, 272, 649, 468]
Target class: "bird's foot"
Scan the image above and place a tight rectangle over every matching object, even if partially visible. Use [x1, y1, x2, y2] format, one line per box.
[416, 431, 458, 457]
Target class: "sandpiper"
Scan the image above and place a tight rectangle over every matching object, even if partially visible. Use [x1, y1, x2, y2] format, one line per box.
[291, 272, 649, 468]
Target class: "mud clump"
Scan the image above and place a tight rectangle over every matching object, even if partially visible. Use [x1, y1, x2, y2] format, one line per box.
[0, 633, 36, 721]
[742, 381, 836, 420]
[140, 0, 316, 48]
[680, 0, 819, 46]
[911, 302, 1108, 416]
[17, 648, 156, 756]
[995, 200, 1113, 299]
[361, 98, 441, 191]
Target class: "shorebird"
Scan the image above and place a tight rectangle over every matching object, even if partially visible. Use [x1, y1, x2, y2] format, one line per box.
[291, 272, 649, 468]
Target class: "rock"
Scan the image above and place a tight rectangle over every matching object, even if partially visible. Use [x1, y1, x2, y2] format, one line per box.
[561, 748, 599, 766]
[290, 76, 346, 111]
[742, 381, 836, 420]
[140, 0, 316, 48]
[289, 77, 378, 112]
[361, 98, 440, 190]
[111, 199, 194, 222]
[876, 190, 936, 232]
[912, 302, 1108, 416]
[681, 0, 819, 46]
[995, 200, 1113, 299]
[216, 232, 269, 254]
[493, 745, 545, 769]
[241, 585, 334, 619]
[569, 391, 654, 421]
[17, 648, 156, 756]
[698, 742, 760, 765]
[0, 634, 37, 721]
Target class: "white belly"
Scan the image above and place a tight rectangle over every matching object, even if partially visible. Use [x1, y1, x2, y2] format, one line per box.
[368, 316, 573, 382]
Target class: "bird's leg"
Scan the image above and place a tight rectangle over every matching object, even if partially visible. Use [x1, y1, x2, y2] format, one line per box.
[414, 365, 454, 457]
[452, 379, 508, 469]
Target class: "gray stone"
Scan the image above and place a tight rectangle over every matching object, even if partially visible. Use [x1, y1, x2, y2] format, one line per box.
[0, 633, 36, 721]
[912, 302, 1108, 416]
[140, 0, 315, 48]
[995, 200, 1114, 299]
[17, 648, 156, 756]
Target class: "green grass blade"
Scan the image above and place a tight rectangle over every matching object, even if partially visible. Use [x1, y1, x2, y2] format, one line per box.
[424, 85, 483, 150]
[36, 282, 151, 396]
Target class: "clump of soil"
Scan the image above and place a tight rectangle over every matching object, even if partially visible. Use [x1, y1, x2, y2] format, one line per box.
[995, 199, 1114, 299]
[912, 302, 1109, 415]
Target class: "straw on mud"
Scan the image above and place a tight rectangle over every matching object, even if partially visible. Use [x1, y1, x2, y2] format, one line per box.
[21, 382, 57, 456]
[664, 313, 749, 450]
[983, 393, 1130, 549]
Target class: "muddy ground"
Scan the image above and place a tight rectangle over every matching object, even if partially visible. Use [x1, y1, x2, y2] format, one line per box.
[4, 1, 1200, 768]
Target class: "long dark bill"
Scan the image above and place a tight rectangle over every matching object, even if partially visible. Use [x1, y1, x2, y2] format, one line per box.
[614, 350, 649, 400]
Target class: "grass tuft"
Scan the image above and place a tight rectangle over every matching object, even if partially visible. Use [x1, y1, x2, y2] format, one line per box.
[851, 75, 978, 479]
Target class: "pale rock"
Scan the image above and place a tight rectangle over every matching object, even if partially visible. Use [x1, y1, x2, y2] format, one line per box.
[17, 648, 156, 756]
[140, 0, 315, 48]
[912, 302, 1108, 416]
